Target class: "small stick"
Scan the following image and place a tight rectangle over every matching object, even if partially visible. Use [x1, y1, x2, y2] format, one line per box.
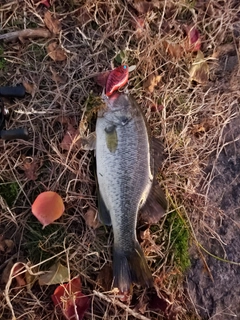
[93, 290, 151, 320]
[0, 28, 51, 42]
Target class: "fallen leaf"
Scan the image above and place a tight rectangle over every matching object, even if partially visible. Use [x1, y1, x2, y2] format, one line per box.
[32, 191, 65, 227]
[12, 262, 26, 287]
[47, 42, 67, 62]
[22, 80, 37, 97]
[94, 70, 111, 88]
[185, 25, 201, 52]
[189, 51, 209, 84]
[143, 73, 162, 93]
[96, 264, 112, 291]
[52, 276, 90, 320]
[128, 0, 154, 14]
[50, 66, 67, 84]
[21, 156, 42, 180]
[84, 208, 101, 229]
[60, 124, 80, 151]
[44, 11, 61, 35]
[75, 7, 93, 26]
[0, 235, 14, 253]
[163, 40, 184, 60]
[134, 17, 145, 38]
[1, 261, 40, 289]
[38, 262, 69, 285]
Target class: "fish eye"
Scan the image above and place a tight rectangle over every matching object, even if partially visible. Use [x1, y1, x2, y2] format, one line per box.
[123, 65, 127, 69]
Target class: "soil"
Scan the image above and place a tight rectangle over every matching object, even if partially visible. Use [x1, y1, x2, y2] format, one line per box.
[187, 51, 240, 319]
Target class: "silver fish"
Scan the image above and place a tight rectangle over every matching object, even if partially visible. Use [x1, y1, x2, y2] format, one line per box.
[96, 91, 167, 293]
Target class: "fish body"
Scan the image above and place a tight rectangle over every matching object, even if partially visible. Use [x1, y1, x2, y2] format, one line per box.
[96, 92, 166, 292]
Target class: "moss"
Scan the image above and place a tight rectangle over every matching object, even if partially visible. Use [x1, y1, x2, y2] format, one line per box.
[165, 210, 191, 272]
[0, 181, 19, 207]
[23, 215, 66, 270]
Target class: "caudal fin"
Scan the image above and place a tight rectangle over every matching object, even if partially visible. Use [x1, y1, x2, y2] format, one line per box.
[113, 241, 153, 293]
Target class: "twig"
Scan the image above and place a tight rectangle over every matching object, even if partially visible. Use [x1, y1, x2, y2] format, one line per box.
[93, 290, 151, 320]
[0, 28, 51, 42]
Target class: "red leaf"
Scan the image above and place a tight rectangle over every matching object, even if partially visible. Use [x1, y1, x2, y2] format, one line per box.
[52, 276, 90, 320]
[105, 65, 129, 96]
[185, 26, 201, 52]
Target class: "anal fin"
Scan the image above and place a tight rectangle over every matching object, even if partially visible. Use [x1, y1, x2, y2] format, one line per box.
[98, 192, 112, 226]
[139, 182, 168, 224]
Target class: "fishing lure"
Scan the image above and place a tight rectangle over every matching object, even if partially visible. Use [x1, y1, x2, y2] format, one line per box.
[105, 65, 129, 97]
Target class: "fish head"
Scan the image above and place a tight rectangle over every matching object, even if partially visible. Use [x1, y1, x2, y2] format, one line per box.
[102, 91, 130, 112]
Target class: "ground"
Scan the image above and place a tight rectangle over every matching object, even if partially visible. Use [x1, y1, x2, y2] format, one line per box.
[0, 1, 240, 319]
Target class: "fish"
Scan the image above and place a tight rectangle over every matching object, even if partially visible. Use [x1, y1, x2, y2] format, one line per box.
[95, 91, 168, 293]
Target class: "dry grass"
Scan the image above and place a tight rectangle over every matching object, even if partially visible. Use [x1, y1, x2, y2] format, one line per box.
[0, 0, 239, 319]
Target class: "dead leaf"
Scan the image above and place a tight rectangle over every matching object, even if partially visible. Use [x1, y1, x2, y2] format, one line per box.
[163, 40, 184, 60]
[52, 276, 90, 320]
[60, 124, 80, 150]
[44, 11, 61, 35]
[0, 235, 14, 253]
[84, 208, 101, 229]
[76, 7, 93, 26]
[189, 51, 209, 84]
[21, 156, 42, 181]
[38, 262, 69, 285]
[47, 42, 67, 61]
[1, 261, 41, 290]
[36, 0, 51, 8]
[96, 264, 112, 291]
[22, 80, 37, 97]
[143, 73, 162, 93]
[128, 0, 154, 14]
[184, 25, 201, 52]
[50, 66, 67, 84]
[32, 191, 65, 228]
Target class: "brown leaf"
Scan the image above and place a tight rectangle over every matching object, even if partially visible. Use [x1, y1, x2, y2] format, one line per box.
[96, 264, 113, 291]
[143, 73, 162, 93]
[163, 40, 184, 59]
[44, 11, 61, 35]
[189, 51, 209, 84]
[84, 208, 101, 229]
[22, 80, 37, 97]
[50, 66, 67, 84]
[0, 235, 14, 253]
[22, 156, 42, 181]
[60, 124, 80, 151]
[47, 42, 67, 61]
[128, 0, 157, 14]
[32, 191, 65, 227]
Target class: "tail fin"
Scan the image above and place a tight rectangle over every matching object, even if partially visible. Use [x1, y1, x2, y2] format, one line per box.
[113, 240, 153, 293]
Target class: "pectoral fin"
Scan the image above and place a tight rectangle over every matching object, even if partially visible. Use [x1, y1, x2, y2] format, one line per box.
[81, 132, 96, 150]
[105, 125, 118, 153]
[139, 182, 168, 224]
[98, 192, 112, 226]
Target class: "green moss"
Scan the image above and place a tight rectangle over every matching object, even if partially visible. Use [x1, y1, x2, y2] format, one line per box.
[0, 46, 6, 70]
[0, 181, 19, 207]
[165, 210, 191, 272]
[23, 215, 66, 269]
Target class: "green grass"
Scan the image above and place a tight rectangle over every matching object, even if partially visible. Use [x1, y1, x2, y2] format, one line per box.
[23, 215, 66, 270]
[0, 181, 19, 207]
